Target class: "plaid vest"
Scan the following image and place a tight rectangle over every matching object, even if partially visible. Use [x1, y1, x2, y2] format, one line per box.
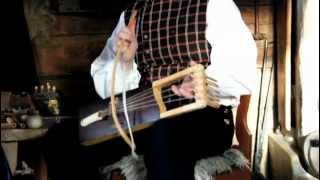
[125, 0, 211, 85]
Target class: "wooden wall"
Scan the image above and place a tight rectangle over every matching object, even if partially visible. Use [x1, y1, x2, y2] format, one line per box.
[23, 0, 120, 98]
[236, 0, 275, 177]
[23, 0, 276, 177]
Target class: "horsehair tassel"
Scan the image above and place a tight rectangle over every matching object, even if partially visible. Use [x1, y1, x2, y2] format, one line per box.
[110, 11, 138, 154]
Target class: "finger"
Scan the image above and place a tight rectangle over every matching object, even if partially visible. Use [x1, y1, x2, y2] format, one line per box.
[120, 27, 135, 39]
[189, 60, 197, 66]
[181, 84, 194, 93]
[122, 27, 134, 35]
[116, 40, 123, 48]
[118, 31, 132, 42]
[179, 88, 194, 99]
[116, 42, 124, 53]
[183, 75, 193, 83]
[129, 38, 138, 48]
[171, 85, 182, 96]
[181, 78, 193, 90]
[117, 40, 130, 51]
[122, 28, 137, 44]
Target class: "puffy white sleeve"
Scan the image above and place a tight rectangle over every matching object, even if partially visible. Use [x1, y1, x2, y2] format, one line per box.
[206, 0, 257, 105]
[90, 12, 141, 99]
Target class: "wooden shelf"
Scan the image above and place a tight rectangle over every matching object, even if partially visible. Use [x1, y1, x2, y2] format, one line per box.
[1, 129, 48, 142]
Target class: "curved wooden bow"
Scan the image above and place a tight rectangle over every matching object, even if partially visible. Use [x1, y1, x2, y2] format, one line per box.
[110, 11, 138, 150]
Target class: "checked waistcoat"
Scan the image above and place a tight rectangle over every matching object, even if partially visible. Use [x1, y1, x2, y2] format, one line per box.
[125, 0, 211, 85]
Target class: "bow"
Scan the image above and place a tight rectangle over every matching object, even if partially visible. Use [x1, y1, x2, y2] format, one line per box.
[111, 11, 138, 157]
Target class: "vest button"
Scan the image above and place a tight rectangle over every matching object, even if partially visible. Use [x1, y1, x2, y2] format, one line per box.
[143, 34, 149, 40]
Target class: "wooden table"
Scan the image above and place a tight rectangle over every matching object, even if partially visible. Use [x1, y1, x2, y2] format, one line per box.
[1, 128, 48, 180]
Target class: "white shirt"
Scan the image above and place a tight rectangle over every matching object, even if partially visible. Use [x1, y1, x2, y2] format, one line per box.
[91, 0, 257, 107]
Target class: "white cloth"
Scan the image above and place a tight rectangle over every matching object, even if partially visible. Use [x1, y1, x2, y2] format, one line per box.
[90, 0, 257, 107]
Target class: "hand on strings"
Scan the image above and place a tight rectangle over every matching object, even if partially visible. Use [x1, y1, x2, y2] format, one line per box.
[171, 76, 194, 99]
[116, 26, 138, 70]
[171, 61, 197, 99]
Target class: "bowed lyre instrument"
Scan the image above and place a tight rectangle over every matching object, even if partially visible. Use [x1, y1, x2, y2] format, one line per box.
[79, 11, 220, 149]
[79, 64, 221, 147]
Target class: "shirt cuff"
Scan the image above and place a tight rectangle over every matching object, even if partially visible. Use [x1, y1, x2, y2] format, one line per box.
[105, 60, 141, 97]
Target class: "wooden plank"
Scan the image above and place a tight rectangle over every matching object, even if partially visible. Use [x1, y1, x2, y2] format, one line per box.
[256, 41, 274, 68]
[258, 24, 274, 42]
[240, 5, 274, 25]
[1, 129, 48, 142]
[258, 6, 274, 24]
[275, 0, 292, 133]
[33, 35, 106, 76]
[239, 7, 255, 25]
[235, 0, 273, 7]
[239, 6, 274, 41]
[1, 142, 18, 174]
[51, 15, 117, 36]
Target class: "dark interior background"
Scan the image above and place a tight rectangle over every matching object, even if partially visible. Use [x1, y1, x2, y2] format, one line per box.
[2, 0, 38, 92]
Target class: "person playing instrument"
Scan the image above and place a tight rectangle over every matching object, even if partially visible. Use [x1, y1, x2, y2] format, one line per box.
[90, 0, 257, 179]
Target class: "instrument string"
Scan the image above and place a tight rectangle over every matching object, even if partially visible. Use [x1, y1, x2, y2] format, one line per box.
[125, 88, 172, 106]
[119, 92, 184, 111]
[117, 97, 193, 114]
[99, 88, 172, 117]
[118, 83, 220, 112]
[122, 76, 218, 104]
[125, 86, 174, 104]
[124, 78, 218, 106]
[116, 93, 220, 116]
[126, 88, 153, 102]
[117, 89, 220, 115]
[99, 82, 220, 118]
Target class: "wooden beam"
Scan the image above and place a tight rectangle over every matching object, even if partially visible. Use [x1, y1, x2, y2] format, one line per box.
[276, 0, 292, 134]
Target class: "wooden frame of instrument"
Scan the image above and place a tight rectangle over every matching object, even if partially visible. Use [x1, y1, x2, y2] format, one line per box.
[152, 64, 219, 119]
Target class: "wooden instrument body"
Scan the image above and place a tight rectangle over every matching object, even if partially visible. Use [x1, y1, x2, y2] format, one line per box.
[79, 89, 160, 146]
